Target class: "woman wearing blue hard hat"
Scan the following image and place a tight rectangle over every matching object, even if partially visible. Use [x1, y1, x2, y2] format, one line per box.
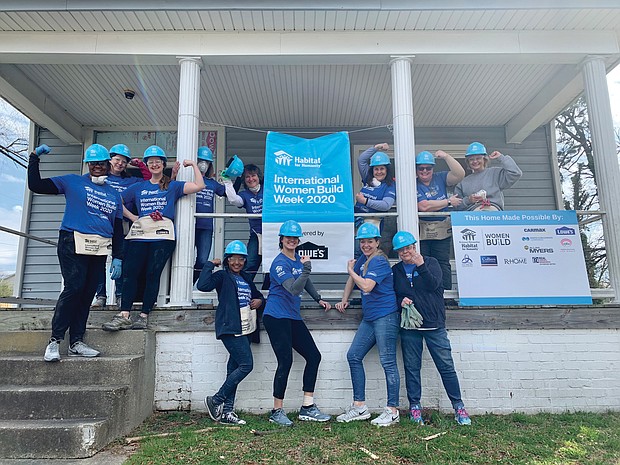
[391, 230, 471, 426]
[335, 222, 400, 427]
[92, 143, 152, 308]
[28, 143, 124, 362]
[197, 240, 264, 425]
[354, 143, 396, 238]
[191, 146, 226, 283]
[102, 145, 205, 332]
[222, 161, 264, 281]
[415, 149, 465, 291]
[262, 220, 332, 427]
[454, 142, 522, 211]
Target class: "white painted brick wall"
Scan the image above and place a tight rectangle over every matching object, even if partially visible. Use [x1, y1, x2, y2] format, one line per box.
[154, 329, 620, 415]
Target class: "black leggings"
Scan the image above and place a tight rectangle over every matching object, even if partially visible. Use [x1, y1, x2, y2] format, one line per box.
[263, 315, 322, 400]
[121, 240, 176, 314]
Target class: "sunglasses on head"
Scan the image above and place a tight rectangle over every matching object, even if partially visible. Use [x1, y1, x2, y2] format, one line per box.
[417, 166, 433, 172]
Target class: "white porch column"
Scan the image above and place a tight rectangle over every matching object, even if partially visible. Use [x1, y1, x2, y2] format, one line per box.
[390, 56, 419, 238]
[169, 56, 201, 306]
[582, 56, 620, 302]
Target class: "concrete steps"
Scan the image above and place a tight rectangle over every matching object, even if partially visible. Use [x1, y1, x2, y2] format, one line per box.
[0, 329, 155, 459]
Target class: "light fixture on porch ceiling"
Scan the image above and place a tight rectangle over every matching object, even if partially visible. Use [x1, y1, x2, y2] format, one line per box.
[123, 89, 136, 100]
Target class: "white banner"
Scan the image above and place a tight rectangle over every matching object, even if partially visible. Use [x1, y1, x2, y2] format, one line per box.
[452, 210, 592, 306]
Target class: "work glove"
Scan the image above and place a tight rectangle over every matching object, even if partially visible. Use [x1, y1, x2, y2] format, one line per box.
[34, 144, 51, 156]
[219, 170, 231, 183]
[149, 210, 164, 221]
[401, 302, 424, 329]
[109, 258, 122, 280]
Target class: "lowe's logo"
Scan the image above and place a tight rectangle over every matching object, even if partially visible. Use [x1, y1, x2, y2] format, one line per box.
[555, 226, 576, 236]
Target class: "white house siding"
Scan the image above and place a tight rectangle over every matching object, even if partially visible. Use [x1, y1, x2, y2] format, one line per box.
[19, 127, 83, 302]
[20, 124, 555, 299]
[156, 328, 620, 414]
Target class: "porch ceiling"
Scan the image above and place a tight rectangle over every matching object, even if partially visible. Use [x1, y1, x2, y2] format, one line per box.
[0, 4, 619, 144]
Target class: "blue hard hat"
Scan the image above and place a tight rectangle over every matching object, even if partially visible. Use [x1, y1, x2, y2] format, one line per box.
[466, 142, 487, 157]
[143, 145, 167, 162]
[221, 155, 244, 178]
[83, 144, 110, 163]
[369, 151, 391, 167]
[355, 222, 381, 239]
[197, 146, 214, 162]
[109, 144, 131, 160]
[224, 240, 248, 257]
[279, 220, 303, 237]
[392, 231, 417, 250]
[415, 151, 435, 165]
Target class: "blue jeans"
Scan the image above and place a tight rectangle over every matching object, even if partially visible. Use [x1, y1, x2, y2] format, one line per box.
[212, 335, 254, 414]
[400, 327, 464, 410]
[347, 311, 400, 407]
[194, 228, 213, 282]
[420, 237, 452, 291]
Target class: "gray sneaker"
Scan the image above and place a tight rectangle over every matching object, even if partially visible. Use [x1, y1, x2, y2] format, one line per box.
[132, 314, 148, 330]
[68, 341, 100, 358]
[370, 407, 400, 427]
[220, 412, 247, 425]
[115, 295, 122, 307]
[102, 314, 133, 332]
[269, 408, 293, 427]
[92, 296, 106, 307]
[205, 396, 224, 421]
[298, 404, 331, 422]
[43, 339, 60, 362]
[336, 404, 371, 423]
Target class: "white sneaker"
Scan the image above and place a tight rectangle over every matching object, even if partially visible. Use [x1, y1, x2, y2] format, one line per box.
[43, 340, 60, 362]
[92, 296, 106, 307]
[336, 404, 371, 423]
[370, 407, 400, 427]
[68, 341, 100, 358]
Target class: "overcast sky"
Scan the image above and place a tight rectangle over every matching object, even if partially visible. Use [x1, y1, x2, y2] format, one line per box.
[1, 69, 620, 276]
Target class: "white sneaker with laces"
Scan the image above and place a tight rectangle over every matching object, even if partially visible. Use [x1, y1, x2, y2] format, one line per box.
[336, 403, 371, 423]
[43, 340, 60, 362]
[370, 407, 400, 427]
[68, 341, 100, 358]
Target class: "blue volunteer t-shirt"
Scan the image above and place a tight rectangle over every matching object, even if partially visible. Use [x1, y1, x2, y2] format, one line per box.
[196, 178, 226, 230]
[106, 174, 143, 194]
[50, 174, 123, 237]
[403, 262, 419, 286]
[417, 171, 449, 222]
[122, 180, 186, 221]
[354, 182, 397, 214]
[234, 274, 252, 308]
[354, 254, 398, 321]
[238, 188, 263, 234]
[264, 253, 304, 320]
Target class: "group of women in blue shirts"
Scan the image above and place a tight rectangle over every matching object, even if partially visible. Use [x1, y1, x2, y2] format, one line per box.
[30, 139, 485, 427]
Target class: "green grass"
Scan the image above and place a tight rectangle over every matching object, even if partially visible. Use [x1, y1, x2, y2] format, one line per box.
[120, 410, 620, 465]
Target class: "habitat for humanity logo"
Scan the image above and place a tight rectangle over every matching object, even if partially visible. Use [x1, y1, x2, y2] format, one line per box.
[274, 150, 321, 168]
[458, 228, 479, 251]
[274, 150, 293, 166]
